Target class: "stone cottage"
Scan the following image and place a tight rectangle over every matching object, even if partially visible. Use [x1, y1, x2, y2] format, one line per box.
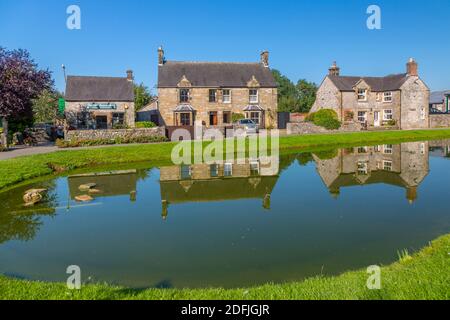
[65, 71, 135, 130]
[310, 59, 430, 130]
[157, 47, 278, 129]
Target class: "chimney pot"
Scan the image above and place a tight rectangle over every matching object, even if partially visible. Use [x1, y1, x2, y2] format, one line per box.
[261, 51, 269, 68]
[407, 58, 418, 76]
[126, 70, 134, 81]
[329, 61, 340, 76]
[158, 46, 165, 66]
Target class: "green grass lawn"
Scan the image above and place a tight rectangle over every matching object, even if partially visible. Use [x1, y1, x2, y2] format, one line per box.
[1, 129, 450, 191]
[1, 234, 448, 300]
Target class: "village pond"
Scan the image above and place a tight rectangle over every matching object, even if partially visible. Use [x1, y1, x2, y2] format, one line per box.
[0, 140, 449, 289]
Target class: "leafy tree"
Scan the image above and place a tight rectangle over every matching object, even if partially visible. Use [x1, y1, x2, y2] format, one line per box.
[271, 70, 317, 113]
[134, 83, 154, 112]
[0, 48, 52, 147]
[296, 79, 318, 113]
[32, 89, 63, 123]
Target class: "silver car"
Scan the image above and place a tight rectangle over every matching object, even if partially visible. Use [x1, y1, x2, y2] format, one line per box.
[235, 119, 259, 135]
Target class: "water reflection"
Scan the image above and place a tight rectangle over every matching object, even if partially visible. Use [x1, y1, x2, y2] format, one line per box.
[159, 156, 280, 219]
[314, 142, 429, 203]
[0, 140, 449, 288]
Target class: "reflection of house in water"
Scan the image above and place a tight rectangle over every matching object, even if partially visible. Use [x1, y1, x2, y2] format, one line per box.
[314, 142, 429, 203]
[68, 171, 139, 201]
[159, 157, 280, 219]
[429, 139, 450, 158]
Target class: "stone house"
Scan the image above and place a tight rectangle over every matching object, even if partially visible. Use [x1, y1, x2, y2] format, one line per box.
[311, 59, 430, 130]
[314, 141, 429, 203]
[157, 47, 278, 129]
[430, 91, 450, 113]
[65, 71, 135, 130]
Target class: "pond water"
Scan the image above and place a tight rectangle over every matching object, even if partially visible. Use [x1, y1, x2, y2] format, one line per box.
[1, 140, 449, 289]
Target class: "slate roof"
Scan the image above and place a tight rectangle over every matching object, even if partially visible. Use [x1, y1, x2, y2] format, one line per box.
[65, 76, 134, 102]
[430, 91, 450, 104]
[328, 73, 409, 92]
[158, 61, 277, 88]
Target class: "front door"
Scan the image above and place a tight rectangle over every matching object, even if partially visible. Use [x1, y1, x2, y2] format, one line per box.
[209, 112, 218, 126]
[374, 111, 380, 127]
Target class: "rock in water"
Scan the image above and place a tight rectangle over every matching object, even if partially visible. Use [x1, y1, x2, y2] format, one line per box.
[75, 195, 94, 202]
[24, 188, 47, 195]
[88, 189, 102, 194]
[79, 183, 97, 191]
[23, 192, 43, 206]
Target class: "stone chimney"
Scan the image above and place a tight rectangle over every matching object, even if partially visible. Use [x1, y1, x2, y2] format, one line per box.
[126, 70, 134, 81]
[329, 61, 340, 76]
[407, 58, 418, 76]
[158, 46, 165, 66]
[261, 51, 269, 68]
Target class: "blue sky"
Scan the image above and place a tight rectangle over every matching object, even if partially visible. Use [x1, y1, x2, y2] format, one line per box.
[1, 0, 449, 93]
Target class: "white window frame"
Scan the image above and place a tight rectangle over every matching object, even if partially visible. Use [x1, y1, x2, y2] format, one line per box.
[224, 163, 233, 177]
[357, 89, 367, 102]
[383, 109, 393, 121]
[357, 161, 368, 175]
[383, 160, 393, 172]
[249, 89, 259, 104]
[383, 144, 393, 154]
[222, 89, 231, 104]
[420, 108, 426, 120]
[357, 111, 367, 123]
[383, 91, 393, 103]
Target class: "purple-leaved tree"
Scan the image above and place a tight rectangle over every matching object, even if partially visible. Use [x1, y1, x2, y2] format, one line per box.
[0, 47, 53, 148]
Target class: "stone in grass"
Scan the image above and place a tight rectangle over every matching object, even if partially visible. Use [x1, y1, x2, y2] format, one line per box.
[75, 195, 94, 202]
[78, 183, 97, 191]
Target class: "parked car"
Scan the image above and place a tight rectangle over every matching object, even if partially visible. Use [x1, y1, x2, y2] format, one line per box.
[234, 119, 259, 135]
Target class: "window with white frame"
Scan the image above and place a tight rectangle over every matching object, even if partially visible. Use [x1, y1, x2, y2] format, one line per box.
[249, 89, 259, 103]
[222, 89, 231, 103]
[420, 107, 426, 120]
[383, 144, 393, 154]
[383, 109, 393, 121]
[250, 161, 260, 176]
[420, 143, 426, 155]
[180, 89, 190, 103]
[224, 163, 233, 177]
[357, 161, 368, 175]
[357, 89, 367, 101]
[357, 111, 367, 123]
[383, 160, 393, 172]
[383, 92, 393, 102]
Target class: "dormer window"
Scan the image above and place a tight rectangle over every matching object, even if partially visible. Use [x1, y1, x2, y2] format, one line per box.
[249, 89, 259, 103]
[383, 92, 393, 102]
[180, 89, 190, 103]
[357, 89, 367, 101]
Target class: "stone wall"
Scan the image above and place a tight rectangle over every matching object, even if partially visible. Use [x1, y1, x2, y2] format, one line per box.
[65, 127, 165, 141]
[400, 77, 429, 130]
[429, 114, 450, 128]
[287, 121, 362, 135]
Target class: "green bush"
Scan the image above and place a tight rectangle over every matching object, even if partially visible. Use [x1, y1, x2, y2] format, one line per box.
[306, 109, 341, 130]
[135, 121, 156, 128]
[56, 135, 168, 148]
[232, 113, 245, 123]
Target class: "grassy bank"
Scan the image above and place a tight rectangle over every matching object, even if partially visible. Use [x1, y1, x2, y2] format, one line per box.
[1, 129, 450, 191]
[1, 234, 448, 300]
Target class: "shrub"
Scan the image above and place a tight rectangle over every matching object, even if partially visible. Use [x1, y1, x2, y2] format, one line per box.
[232, 113, 245, 123]
[112, 124, 129, 130]
[385, 120, 397, 126]
[306, 109, 341, 130]
[56, 135, 168, 148]
[136, 121, 156, 128]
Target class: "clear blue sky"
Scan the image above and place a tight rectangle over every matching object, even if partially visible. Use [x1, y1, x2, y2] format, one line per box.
[1, 0, 449, 93]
